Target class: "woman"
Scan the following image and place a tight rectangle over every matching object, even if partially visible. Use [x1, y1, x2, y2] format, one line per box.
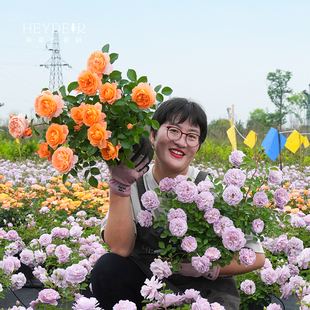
[91, 98, 265, 310]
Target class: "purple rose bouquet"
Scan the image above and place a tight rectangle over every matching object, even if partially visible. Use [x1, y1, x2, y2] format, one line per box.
[138, 150, 287, 273]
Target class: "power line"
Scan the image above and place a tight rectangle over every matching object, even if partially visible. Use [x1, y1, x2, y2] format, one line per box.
[40, 31, 71, 91]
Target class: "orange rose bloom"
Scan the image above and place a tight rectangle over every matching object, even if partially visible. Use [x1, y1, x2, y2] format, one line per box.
[8, 114, 30, 139]
[132, 82, 156, 109]
[70, 102, 85, 126]
[99, 82, 122, 104]
[23, 128, 33, 138]
[127, 124, 133, 130]
[38, 142, 52, 160]
[77, 70, 102, 96]
[82, 103, 104, 127]
[35, 90, 64, 120]
[100, 141, 120, 161]
[46, 123, 69, 150]
[52, 147, 78, 174]
[87, 122, 111, 149]
[87, 51, 113, 75]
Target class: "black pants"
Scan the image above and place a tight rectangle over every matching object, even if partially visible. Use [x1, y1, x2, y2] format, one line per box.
[91, 253, 240, 310]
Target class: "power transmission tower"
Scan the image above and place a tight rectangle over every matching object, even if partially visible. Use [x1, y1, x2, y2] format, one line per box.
[40, 31, 71, 92]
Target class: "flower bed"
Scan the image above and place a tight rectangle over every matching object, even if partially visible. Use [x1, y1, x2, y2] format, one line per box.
[1, 157, 310, 309]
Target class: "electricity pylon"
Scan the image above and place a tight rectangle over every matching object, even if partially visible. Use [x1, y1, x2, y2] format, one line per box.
[40, 31, 71, 92]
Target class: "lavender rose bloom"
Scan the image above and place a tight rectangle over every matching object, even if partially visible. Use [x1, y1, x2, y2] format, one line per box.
[113, 300, 137, 310]
[150, 258, 172, 279]
[273, 188, 289, 208]
[239, 248, 256, 267]
[72, 297, 101, 310]
[137, 210, 153, 227]
[175, 180, 198, 203]
[65, 264, 88, 284]
[253, 191, 268, 207]
[141, 190, 160, 211]
[192, 296, 211, 310]
[204, 247, 221, 261]
[224, 169, 246, 187]
[195, 191, 214, 211]
[38, 289, 61, 306]
[197, 180, 214, 192]
[268, 168, 283, 184]
[261, 267, 277, 285]
[275, 265, 291, 285]
[181, 236, 198, 252]
[191, 255, 212, 273]
[222, 185, 243, 205]
[284, 237, 304, 257]
[240, 279, 256, 295]
[204, 208, 220, 224]
[266, 303, 282, 310]
[229, 150, 245, 167]
[222, 227, 246, 251]
[169, 218, 188, 237]
[213, 216, 234, 236]
[252, 219, 264, 233]
[167, 208, 187, 221]
[158, 177, 174, 193]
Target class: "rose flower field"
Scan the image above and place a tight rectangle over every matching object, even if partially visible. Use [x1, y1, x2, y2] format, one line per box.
[3, 44, 310, 309]
[1, 153, 310, 310]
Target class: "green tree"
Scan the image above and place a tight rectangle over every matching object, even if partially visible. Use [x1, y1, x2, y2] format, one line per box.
[287, 91, 307, 126]
[266, 69, 293, 130]
[246, 108, 274, 136]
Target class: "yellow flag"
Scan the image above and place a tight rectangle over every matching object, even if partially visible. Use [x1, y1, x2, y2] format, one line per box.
[243, 130, 257, 149]
[303, 136, 310, 148]
[16, 139, 20, 144]
[227, 126, 237, 150]
[285, 130, 303, 153]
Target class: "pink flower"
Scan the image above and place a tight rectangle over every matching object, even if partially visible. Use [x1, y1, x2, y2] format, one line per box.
[70, 226, 83, 238]
[140, 276, 162, 301]
[268, 168, 282, 184]
[8, 114, 31, 139]
[181, 236, 198, 252]
[253, 191, 268, 207]
[183, 288, 200, 303]
[7, 229, 19, 241]
[275, 265, 291, 285]
[266, 303, 282, 310]
[213, 216, 234, 237]
[72, 296, 101, 310]
[34, 249, 47, 264]
[274, 188, 289, 208]
[169, 218, 187, 237]
[113, 300, 137, 310]
[158, 177, 174, 193]
[150, 258, 172, 279]
[20, 248, 35, 267]
[229, 150, 245, 166]
[2, 257, 15, 275]
[252, 219, 264, 233]
[222, 185, 243, 205]
[10, 272, 26, 290]
[239, 248, 256, 267]
[33, 266, 48, 283]
[204, 208, 220, 224]
[210, 302, 225, 310]
[192, 296, 211, 310]
[141, 190, 160, 211]
[204, 247, 221, 261]
[195, 191, 214, 211]
[167, 208, 187, 221]
[240, 279, 256, 295]
[261, 268, 277, 285]
[222, 227, 246, 251]
[191, 255, 212, 273]
[197, 180, 214, 192]
[46, 244, 56, 255]
[38, 288, 60, 306]
[55, 244, 72, 263]
[175, 180, 198, 203]
[224, 169, 246, 187]
[137, 210, 152, 227]
[49, 268, 68, 288]
[38, 233, 52, 246]
[65, 264, 88, 284]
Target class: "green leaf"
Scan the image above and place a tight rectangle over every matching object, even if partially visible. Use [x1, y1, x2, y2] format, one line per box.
[68, 81, 79, 93]
[158, 242, 165, 249]
[156, 93, 164, 103]
[78, 128, 88, 141]
[70, 169, 77, 177]
[62, 173, 68, 184]
[162, 86, 173, 96]
[89, 176, 99, 188]
[127, 69, 137, 82]
[151, 120, 160, 130]
[109, 70, 122, 81]
[154, 85, 162, 92]
[137, 76, 148, 83]
[102, 44, 110, 53]
[91, 167, 101, 175]
[109, 53, 118, 64]
[59, 85, 66, 98]
[125, 157, 135, 169]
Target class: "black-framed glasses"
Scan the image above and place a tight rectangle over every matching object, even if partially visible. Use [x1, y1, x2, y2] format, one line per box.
[165, 126, 201, 147]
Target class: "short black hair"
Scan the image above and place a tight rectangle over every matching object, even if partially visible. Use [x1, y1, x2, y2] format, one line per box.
[151, 97, 207, 144]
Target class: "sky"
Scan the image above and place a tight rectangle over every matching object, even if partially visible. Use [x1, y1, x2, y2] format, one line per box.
[1, 0, 310, 126]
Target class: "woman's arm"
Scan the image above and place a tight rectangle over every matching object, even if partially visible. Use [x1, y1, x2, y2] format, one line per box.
[103, 192, 136, 257]
[218, 253, 265, 277]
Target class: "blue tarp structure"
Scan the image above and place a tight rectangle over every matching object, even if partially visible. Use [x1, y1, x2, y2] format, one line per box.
[261, 127, 287, 161]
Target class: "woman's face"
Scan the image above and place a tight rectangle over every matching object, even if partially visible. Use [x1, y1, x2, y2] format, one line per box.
[151, 118, 200, 179]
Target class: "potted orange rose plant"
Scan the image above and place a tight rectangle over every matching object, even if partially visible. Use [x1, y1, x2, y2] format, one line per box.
[8, 44, 172, 187]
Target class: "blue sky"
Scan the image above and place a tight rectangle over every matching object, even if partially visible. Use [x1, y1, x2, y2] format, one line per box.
[1, 0, 310, 125]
